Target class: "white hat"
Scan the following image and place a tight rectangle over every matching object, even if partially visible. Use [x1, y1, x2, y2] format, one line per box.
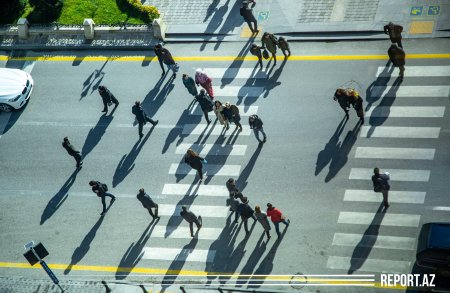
[196, 68, 202, 73]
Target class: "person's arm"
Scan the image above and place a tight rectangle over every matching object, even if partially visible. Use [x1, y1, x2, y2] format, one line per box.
[383, 25, 389, 35]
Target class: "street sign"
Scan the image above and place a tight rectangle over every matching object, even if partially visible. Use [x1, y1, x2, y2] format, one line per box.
[410, 6, 423, 16]
[427, 5, 440, 16]
[258, 11, 270, 21]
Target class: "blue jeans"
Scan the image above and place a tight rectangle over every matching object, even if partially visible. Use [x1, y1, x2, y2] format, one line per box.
[253, 128, 266, 142]
[274, 219, 289, 236]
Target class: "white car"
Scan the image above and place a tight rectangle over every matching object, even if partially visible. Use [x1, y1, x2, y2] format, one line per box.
[0, 68, 34, 112]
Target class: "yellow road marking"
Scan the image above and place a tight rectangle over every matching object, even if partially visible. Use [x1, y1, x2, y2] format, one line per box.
[0, 54, 449, 62]
[0, 261, 406, 289]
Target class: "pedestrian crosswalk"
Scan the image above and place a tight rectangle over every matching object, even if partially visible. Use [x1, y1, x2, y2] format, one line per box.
[327, 65, 449, 274]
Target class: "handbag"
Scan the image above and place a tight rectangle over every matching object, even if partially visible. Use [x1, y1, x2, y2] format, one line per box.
[262, 49, 269, 60]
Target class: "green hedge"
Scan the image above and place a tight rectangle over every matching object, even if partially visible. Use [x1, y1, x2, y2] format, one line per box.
[122, 0, 160, 22]
[29, 0, 64, 22]
[0, 0, 26, 24]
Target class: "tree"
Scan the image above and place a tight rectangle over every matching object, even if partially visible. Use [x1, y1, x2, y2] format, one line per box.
[29, 0, 64, 21]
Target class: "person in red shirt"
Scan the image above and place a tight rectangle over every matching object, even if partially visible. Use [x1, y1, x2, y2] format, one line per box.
[266, 203, 290, 237]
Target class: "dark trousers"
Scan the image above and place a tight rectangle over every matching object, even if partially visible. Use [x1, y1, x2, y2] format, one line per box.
[399, 65, 405, 78]
[234, 118, 242, 130]
[72, 153, 82, 167]
[382, 190, 389, 207]
[100, 193, 115, 212]
[102, 98, 119, 111]
[138, 117, 156, 136]
[256, 55, 263, 68]
[147, 204, 159, 218]
[391, 38, 403, 48]
[202, 109, 210, 123]
[274, 219, 289, 236]
[246, 20, 258, 33]
[195, 167, 204, 180]
[271, 52, 277, 64]
[253, 127, 267, 142]
[281, 48, 291, 57]
[242, 214, 256, 233]
[189, 217, 202, 236]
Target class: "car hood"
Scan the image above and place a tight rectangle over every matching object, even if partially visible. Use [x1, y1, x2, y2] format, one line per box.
[0, 68, 28, 97]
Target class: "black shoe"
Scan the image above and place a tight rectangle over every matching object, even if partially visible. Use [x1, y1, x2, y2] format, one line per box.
[100, 211, 106, 216]
[172, 73, 177, 79]
[153, 120, 159, 126]
[102, 109, 107, 113]
[207, 119, 212, 125]
[139, 134, 143, 138]
[161, 71, 165, 76]
[111, 197, 116, 204]
[263, 138, 267, 143]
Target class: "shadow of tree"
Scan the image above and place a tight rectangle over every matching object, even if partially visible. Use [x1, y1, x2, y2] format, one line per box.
[81, 60, 108, 99]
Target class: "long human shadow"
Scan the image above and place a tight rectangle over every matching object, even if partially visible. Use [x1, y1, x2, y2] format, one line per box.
[236, 63, 263, 106]
[80, 60, 108, 99]
[141, 74, 175, 118]
[81, 114, 114, 159]
[365, 60, 393, 111]
[236, 145, 263, 193]
[220, 38, 253, 88]
[200, 0, 231, 50]
[236, 234, 267, 286]
[366, 77, 402, 138]
[159, 238, 198, 293]
[315, 117, 348, 176]
[112, 128, 154, 187]
[40, 169, 80, 225]
[64, 216, 104, 274]
[162, 109, 192, 154]
[115, 220, 159, 280]
[203, 0, 221, 22]
[348, 204, 386, 274]
[262, 57, 287, 98]
[164, 183, 201, 238]
[325, 121, 362, 182]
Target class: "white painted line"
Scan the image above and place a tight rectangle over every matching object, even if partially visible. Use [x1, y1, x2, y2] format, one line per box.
[169, 163, 241, 176]
[158, 204, 227, 218]
[327, 256, 411, 274]
[142, 247, 216, 263]
[432, 206, 450, 211]
[0, 112, 12, 139]
[22, 60, 36, 74]
[371, 86, 450, 98]
[162, 184, 228, 197]
[360, 126, 440, 138]
[355, 147, 435, 160]
[14, 121, 182, 129]
[344, 190, 426, 204]
[182, 124, 251, 135]
[332, 233, 416, 250]
[365, 106, 445, 118]
[152, 226, 222, 240]
[203, 68, 268, 79]
[349, 168, 430, 182]
[376, 66, 450, 77]
[338, 212, 420, 227]
[214, 86, 265, 98]
[190, 105, 258, 116]
[175, 143, 247, 156]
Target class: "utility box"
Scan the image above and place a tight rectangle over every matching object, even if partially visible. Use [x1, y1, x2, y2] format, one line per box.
[18, 18, 29, 39]
[83, 18, 95, 40]
[152, 18, 166, 41]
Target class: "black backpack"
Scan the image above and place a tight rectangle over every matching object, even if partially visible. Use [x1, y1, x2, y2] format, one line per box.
[101, 183, 108, 192]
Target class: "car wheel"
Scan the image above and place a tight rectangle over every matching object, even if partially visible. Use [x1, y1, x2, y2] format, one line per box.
[0, 103, 13, 112]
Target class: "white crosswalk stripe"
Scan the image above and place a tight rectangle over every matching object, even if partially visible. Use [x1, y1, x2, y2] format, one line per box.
[349, 168, 430, 182]
[158, 204, 227, 218]
[175, 143, 247, 156]
[338, 212, 421, 227]
[327, 256, 411, 273]
[142, 247, 216, 263]
[169, 163, 241, 176]
[151, 226, 222, 240]
[344, 190, 426, 204]
[203, 68, 268, 79]
[365, 106, 445, 117]
[355, 147, 435, 160]
[360, 126, 440, 138]
[162, 184, 228, 197]
[213, 86, 265, 98]
[189, 105, 258, 116]
[332, 233, 416, 250]
[376, 66, 450, 77]
[182, 124, 252, 135]
[371, 86, 450, 98]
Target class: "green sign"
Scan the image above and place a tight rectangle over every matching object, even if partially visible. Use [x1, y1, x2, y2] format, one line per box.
[428, 6, 440, 16]
[410, 6, 423, 16]
[258, 11, 270, 21]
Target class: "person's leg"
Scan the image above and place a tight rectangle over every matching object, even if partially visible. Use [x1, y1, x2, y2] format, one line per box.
[147, 207, 155, 218]
[243, 217, 249, 233]
[234, 210, 239, 223]
[265, 230, 271, 239]
[189, 222, 194, 237]
[105, 192, 116, 202]
[197, 167, 204, 181]
[102, 100, 108, 112]
[253, 20, 258, 33]
[236, 120, 243, 130]
[397, 39, 403, 48]
[203, 110, 211, 124]
[253, 128, 261, 142]
[100, 195, 107, 214]
[154, 204, 159, 218]
[272, 52, 277, 65]
[74, 154, 82, 167]
[260, 128, 267, 142]
[138, 122, 144, 137]
[274, 221, 281, 237]
[246, 21, 253, 32]
[257, 56, 263, 69]
[382, 190, 389, 207]
[146, 116, 157, 125]
[399, 65, 405, 79]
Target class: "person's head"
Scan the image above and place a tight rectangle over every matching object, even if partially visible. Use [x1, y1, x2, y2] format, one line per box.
[224, 102, 231, 108]
[139, 188, 145, 194]
[388, 21, 393, 27]
[227, 178, 235, 185]
[336, 88, 345, 95]
[241, 196, 249, 204]
[279, 36, 285, 41]
[267, 203, 273, 210]
[63, 136, 69, 142]
[249, 115, 255, 122]
[155, 44, 162, 50]
[263, 32, 269, 38]
[200, 89, 206, 95]
[374, 167, 380, 175]
[135, 101, 140, 106]
[98, 85, 105, 91]
[89, 180, 96, 186]
[196, 68, 202, 74]
[214, 100, 222, 107]
[181, 206, 187, 211]
[187, 148, 198, 157]
[251, 43, 257, 48]
[255, 205, 261, 213]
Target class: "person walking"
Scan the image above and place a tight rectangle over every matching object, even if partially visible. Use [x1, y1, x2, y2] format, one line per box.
[184, 148, 207, 182]
[137, 188, 160, 220]
[214, 100, 229, 130]
[240, 2, 258, 34]
[249, 114, 266, 144]
[224, 102, 243, 131]
[388, 43, 406, 80]
[237, 197, 256, 234]
[384, 22, 403, 48]
[266, 203, 290, 237]
[372, 167, 390, 210]
[348, 89, 364, 124]
[98, 85, 119, 113]
[226, 178, 244, 201]
[195, 69, 214, 99]
[62, 137, 83, 168]
[195, 89, 214, 124]
[89, 180, 116, 216]
[278, 37, 291, 57]
[255, 205, 271, 240]
[261, 32, 279, 65]
[333, 88, 351, 119]
[132, 101, 158, 138]
[226, 194, 241, 223]
[180, 206, 202, 237]
[250, 43, 263, 69]
[154, 44, 178, 78]
[182, 74, 198, 103]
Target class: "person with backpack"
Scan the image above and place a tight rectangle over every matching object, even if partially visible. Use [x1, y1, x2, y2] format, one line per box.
[237, 197, 256, 234]
[249, 114, 266, 144]
[384, 22, 403, 48]
[278, 37, 291, 57]
[388, 43, 406, 80]
[372, 167, 390, 210]
[184, 148, 207, 182]
[132, 101, 159, 138]
[89, 180, 116, 216]
[154, 44, 178, 78]
[180, 206, 202, 237]
[195, 89, 213, 124]
[224, 102, 242, 131]
[250, 43, 263, 69]
[137, 188, 160, 220]
[240, 2, 258, 34]
[182, 74, 198, 103]
[98, 85, 119, 113]
[195, 68, 214, 99]
[214, 100, 229, 130]
[226, 178, 244, 201]
[261, 32, 279, 65]
[62, 137, 83, 168]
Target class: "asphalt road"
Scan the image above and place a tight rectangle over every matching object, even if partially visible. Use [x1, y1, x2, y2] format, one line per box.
[0, 38, 449, 293]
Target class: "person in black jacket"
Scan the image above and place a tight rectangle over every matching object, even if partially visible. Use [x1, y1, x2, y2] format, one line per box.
[250, 43, 263, 69]
[388, 44, 406, 80]
[237, 196, 256, 233]
[180, 206, 202, 237]
[226, 178, 244, 201]
[98, 85, 119, 113]
[240, 3, 258, 34]
[132, 101, 159, 138]
[62, 137, 83, 168]
[137, 188, 160, 220]
[372, 168, 390, 210]
[384, 22, 403, 48]
[249, 114, 266, 144]
[195, 89, 213, 124]
[184, 148, 206, 182]
[89, 180, 116, 216]
[154, 44, 178, 77]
